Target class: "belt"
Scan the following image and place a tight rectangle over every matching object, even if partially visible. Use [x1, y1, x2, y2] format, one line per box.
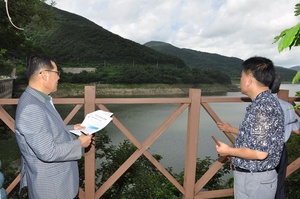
[233, 167, 274, 173]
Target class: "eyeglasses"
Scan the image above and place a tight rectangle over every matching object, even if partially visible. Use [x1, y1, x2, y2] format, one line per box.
[40, 70, 60, 76]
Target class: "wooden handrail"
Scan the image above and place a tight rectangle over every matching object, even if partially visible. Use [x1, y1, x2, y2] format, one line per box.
[0, 87, 299, 198]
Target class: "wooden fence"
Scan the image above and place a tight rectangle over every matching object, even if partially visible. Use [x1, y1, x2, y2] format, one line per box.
[0, 86, 299, 198]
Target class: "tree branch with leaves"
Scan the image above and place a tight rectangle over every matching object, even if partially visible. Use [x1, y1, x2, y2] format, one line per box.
[273, 2, 300, 84]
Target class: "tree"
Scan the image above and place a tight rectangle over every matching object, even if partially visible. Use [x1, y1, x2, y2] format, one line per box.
[273, 2, 300, 84]
[285, 134, 300, 198]
[273, 8, 300, 53]
[0, 0, 55, 73]
[274, 3, 300, 198]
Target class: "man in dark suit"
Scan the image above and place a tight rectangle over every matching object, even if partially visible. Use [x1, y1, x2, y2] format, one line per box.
[15, 55, 93, 198]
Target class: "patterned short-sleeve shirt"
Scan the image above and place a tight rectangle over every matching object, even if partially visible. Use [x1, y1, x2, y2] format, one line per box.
[232, 90, 284, 172]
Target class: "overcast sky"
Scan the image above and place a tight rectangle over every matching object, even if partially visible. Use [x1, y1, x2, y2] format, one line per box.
[47, 0, 300, 68]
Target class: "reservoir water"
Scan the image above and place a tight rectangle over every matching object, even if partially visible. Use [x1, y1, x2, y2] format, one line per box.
[100, 84, 300, 173]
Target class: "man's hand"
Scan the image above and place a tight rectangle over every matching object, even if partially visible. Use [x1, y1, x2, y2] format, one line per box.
[79, 134, 93, 148]
[216, 141, 268, 160]
[74, 123, 85, 130]
[217, 121, 239, 135]
[215, 141, 231, 156]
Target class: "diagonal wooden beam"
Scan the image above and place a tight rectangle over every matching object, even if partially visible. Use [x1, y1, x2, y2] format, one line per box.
[5, 173, 20, 194]
[0, 106, 15, 132]
[95, 103, 188, 198]
[201, 102, 236, 144]
[98, 103, 186, 195]
[195, 156, 228, 194]
[286, 157, 300, 177]
[63, 104, 83, 124]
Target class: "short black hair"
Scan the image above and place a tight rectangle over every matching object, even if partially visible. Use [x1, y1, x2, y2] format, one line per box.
[26, 55, 56, 80]
[270, 73, 281, 94]
[242, 56, 275, 87]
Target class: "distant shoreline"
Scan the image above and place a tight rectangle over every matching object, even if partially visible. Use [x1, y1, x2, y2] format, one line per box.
[52, 83, 240, 97]
[13, 83, 240, 98]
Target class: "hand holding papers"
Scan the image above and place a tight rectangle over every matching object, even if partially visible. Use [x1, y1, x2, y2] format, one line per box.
[70, 110, 113, 136]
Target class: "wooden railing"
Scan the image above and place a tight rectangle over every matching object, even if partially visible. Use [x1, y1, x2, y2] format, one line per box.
[0, 86, 299, 199]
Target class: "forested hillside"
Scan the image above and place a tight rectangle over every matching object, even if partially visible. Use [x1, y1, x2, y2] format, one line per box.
[145, 41, 297, 82]
[2, 1, 294, 85]
[290, 66, 300, 71]
[24, 4, 186, 67]
[0, 2, 232, 85]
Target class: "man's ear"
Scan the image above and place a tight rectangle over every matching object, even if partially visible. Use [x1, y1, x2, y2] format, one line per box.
[40, 71, 49, 81]
[246, 76, 252, 87]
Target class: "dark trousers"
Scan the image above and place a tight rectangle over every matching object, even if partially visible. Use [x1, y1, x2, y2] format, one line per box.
[275, 144, 287, 199]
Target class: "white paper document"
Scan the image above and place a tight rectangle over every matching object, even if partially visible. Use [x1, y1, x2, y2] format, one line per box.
[70, 110, 113, 136]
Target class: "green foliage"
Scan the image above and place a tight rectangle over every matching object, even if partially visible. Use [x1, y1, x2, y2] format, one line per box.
[176, 157, 231, 191]
[285, 134, 300, 198]
[274, 1, 300, 110]
[274, 22, 300, 53]
[295, 3, 300, 16]
[78, 131, 231, 198]
[0, 122, 21, 198]
[1, 159, 19, 199]
[120, 167, 181, 199]
[0, 0, 55, 79]
[0, 0, 53, 58]
[273, 2, 300, 53]
[94, 138, 181, 199]
[292, 70, 300, 84]
[56, 64, 232, 85]
[0, 122, 13, 141]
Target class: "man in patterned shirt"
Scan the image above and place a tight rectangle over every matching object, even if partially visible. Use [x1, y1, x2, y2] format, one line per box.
[215, 56, 284, 199]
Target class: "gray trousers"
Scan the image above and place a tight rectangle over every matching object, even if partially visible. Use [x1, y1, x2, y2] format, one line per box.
[234, 169, 277, 199]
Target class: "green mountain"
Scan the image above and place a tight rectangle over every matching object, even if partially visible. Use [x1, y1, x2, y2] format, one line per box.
[290, 66, 300, 71]
[144, 41, 297, 82]
[22, 4, 296, 83]
[25, 4, 186, 68]
[21, 4, 233, 85]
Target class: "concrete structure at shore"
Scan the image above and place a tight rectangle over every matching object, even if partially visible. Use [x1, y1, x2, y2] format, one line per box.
[0, 77, 14, 98]
[61, 67, 96, 74]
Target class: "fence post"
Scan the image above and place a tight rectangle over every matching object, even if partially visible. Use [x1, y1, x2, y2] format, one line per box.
[183, 89, 201, 199]
[84, 86, 96, 199]
[278, 89, 289, 102]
